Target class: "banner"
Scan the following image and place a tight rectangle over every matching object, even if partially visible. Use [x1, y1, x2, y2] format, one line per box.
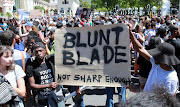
[55, 24, 131, 87]
[23, 11, 30, 21]
[76, 7, 91, 18]
[30, 9, 41, 19]
[18, 9, 30, 23]
[18, 9, 24, 23]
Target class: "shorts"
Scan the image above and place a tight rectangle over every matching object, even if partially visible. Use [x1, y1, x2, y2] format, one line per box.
[139, 76, 147, 85]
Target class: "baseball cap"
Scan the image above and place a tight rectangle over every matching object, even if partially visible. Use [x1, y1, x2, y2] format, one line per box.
[33, 42, 45, 50]
[48, 27, 56, 32]
[35, 18, 40, 23]
[24, 22, 33, 27]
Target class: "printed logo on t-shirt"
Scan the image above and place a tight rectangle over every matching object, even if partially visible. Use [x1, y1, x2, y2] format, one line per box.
[39, 69, 53, 95]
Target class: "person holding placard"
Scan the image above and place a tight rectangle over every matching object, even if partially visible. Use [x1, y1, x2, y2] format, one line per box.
[25, 42, 64, 107]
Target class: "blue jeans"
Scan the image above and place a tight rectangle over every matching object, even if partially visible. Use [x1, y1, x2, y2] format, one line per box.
[58, 100, 65, 107]
[106, 87, 126, 107]
[38, 92, 59, 107]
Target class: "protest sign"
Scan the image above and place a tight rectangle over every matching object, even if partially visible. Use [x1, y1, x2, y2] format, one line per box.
[18, 9, 24, 23]
[55, 24, 131, 87]
[76, 7, 91, 18]
[18, 9, 30, 23]
[23, 11, 30, 21]
[30, 9, 41, 19]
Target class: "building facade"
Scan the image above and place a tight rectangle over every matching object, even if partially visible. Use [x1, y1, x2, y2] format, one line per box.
[0, 0, 14, 15]
[33, 0, 57, 10]
[58, 0, 80, 16]
[14, 0, 58, 13]
[0, 0, 78, 17]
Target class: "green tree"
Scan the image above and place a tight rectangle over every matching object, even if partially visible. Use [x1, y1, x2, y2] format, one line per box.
[102, 0, 120, 11]
[0, 13, 3, 16]
[91, 0, 163, 14]
[44, 0, 50, 2]
[80, 1, 91, 8]
[120, 0, 163, 15]
[137, 0, 163, 15]
[91, 0, 120, 12]
[91, 0, 140, 12]
[34, 6, 45, 13]
[91, 0, 101, 11]
[170, 0, 179, 8]
[6, 12, 12, 19]
[50, 9, 54, 12]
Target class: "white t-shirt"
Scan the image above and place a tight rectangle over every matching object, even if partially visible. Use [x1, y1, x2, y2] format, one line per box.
[144, 57, 179, 95]
[145, 29, 156, 45]
[5, 64, 26, 87]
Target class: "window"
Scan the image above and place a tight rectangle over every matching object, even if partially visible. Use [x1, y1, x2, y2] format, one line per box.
[60, 8, 64, 13]
[62, 0, 68, 4]
[67, 8, 71, 13]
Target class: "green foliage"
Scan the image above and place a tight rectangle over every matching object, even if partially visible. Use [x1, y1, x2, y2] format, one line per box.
[34, 6, 42, 10]
[91, 0, 140, 11]
[34, 6, 45, 13]
[92, 0, 163, 12]
[92, 0, 120, 11]
[170, 0, 179, 8]
[80, 1, 91, 8]
[44, 0, 50, 2]
[91, 0, 101, 11]
[136, 0, 163, 15]
[0, 12, 3, 16]
[50, 9, 54, 12]
[6, 12, 12, 18]
[97, 7, 108, 12]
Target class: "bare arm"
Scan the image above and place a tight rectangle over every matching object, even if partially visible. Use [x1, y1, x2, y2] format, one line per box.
[22, 24, 27, 33]
[45, 44, 51, 55]
[137, 33, 145, 43]
[42, 37, 51, 55]
[19, 24, 29, 37]
[76, 86, 82, 94]
[13, 18, 19, 26]
[28, 77, 58, 89]
[128, 24, 151, 62]
[13, 77, 26, 97]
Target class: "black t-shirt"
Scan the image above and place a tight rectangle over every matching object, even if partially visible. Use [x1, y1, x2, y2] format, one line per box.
[137, 55, 152, 78]
[166, 38, 180, 59]
[166, 39, 180, 81]
[26, 54, 55, 95]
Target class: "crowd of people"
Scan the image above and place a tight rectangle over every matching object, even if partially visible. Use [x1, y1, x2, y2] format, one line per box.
[0, 13, 180, 107]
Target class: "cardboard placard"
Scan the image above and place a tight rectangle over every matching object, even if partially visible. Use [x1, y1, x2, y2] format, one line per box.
[55, 24, 131, 87]
[30, 9, 41, 19]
